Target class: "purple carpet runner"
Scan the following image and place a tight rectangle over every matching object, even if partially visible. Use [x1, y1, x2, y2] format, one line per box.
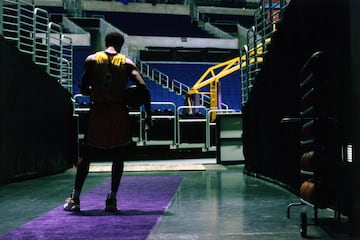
[0, 176, 184, 240]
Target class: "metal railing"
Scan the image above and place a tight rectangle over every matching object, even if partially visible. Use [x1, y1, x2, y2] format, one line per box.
[137, 60, 191, 97]
[144, 102, 177, 147]
[1, 0, 73, 94]
[136, 60, 231, 110]
[172, 79, 190, 96]
[33, 7, 49, 66]
[176, 105, 208, 149]
[240, 45, 250, 103]
[240, 0, 289, 106]
[151, 69, 170, 88]
[18, 0, 35, 54]
[206, 109, 236, 150]
[48, 22, 62, 79]
[74, 101, 236, 151]
[2, 0, 33, 41]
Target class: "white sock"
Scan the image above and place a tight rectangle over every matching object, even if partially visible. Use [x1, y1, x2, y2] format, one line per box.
[72, 190, 80, 199]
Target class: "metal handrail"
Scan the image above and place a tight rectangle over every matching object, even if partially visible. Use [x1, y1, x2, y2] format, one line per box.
[18, 1, 34, 54]
[206, 109, 236, 150]
[47, 22, 62, 80]
[60, 58, 72, 93]
[60, 34, 73, 93]
[33, 7, 48, 66]
[240, 45, 249, 105]
[136, 59, 232, 110]
[151, 68, 169, 87]
[1, 0, 73, 94]
[176, 105, 208, 148]
[144, 102, 177, 147]
[2, 0, 29, 42]
[241, 0, 289, 105]
[138, 60, 191, 97]
[172, 79, 190, 95]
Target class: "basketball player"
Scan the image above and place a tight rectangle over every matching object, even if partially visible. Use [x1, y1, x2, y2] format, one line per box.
[64, 32, 152, 212]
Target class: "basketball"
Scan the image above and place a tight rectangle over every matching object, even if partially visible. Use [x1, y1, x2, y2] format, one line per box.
[300, 151, 315, 172]
[300, 180, 316, 204]
[124, 85, 150, 108]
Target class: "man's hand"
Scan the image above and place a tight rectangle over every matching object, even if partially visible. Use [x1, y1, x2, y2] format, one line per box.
[145, 117, 153, 131]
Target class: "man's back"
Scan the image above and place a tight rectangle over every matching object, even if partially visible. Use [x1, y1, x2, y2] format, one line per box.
[83, 51, 129, 103]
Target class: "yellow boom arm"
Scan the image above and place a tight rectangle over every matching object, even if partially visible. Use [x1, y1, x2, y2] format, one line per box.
[187, 57, 241, 113]
[186, 38, 271, 120]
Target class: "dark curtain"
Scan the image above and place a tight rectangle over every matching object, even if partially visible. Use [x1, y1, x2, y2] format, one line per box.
[0, 36, 75, 184]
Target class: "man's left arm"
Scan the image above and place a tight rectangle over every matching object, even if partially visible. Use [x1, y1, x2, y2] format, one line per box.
[127, 64, 152, 129]
[80, 59, 94, 96]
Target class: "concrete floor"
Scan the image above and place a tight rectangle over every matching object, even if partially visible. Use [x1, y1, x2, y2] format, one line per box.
[0, 160, 353, 239]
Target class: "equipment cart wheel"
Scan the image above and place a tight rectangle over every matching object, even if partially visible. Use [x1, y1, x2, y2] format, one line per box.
[300, 212, 307, 237]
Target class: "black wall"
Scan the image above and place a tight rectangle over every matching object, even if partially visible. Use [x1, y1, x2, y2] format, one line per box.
[350, 0, 360, 235]
[243, 0, 360, 235]
[0, 36, 74, 185]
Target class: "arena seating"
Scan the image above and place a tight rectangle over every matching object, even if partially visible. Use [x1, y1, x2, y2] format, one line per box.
[199, 12, 254, 34]
[84, 11, 214, 37]
[140, 47, 239, 62]
[143, 77, 186, 110]
[74, 75, 186, 111]
[195, 0, 258, 8]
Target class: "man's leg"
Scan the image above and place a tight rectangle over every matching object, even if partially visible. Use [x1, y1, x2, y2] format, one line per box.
[74, 156, 91, 194]
[105, 148, 125, 212]
[64, 147, 91, 212]
[111, 159, 124, 194]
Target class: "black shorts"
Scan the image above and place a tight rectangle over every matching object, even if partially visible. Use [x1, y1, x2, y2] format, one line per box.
[80, 143, 136, 162]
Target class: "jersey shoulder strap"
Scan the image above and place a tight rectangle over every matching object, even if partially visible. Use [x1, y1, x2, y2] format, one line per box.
[111, 53, 126, 66]
[95, 51, 126, 66]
